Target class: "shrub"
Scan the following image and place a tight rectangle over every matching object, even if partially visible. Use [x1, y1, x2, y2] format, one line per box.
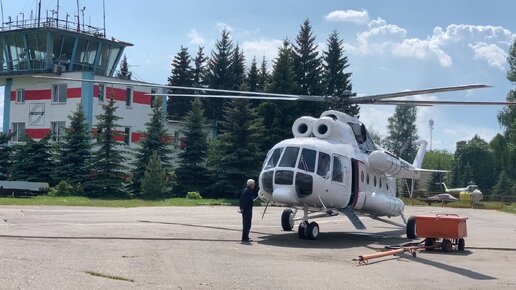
[186, 191, 202, 199]
[48, 181, 83, 196]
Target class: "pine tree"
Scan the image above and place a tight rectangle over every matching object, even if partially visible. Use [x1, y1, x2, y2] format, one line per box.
[10, 135, 54, 183]
[193, 46, 208, 87]
[383, 105, 419, 162]
[130, 97, 173, 195]
[116, 55, 132, 80]
[168, 46, 195, 119]
[231, 44, 246, 90]
[175, 99, 210, 195]
[258, 40, 299, 150]
[322, 30, 358, 116]
[208, 99, 264, 197]
[498, 40, 516, 181]
[0, 133, 12, 180]
[53, 103, 92, 186]
[292, 19, 326, 116]
[247, 57, 259, 92]
[257, 56, 270, 92]
[492, 171, 513, 195]
[141, 151, 167, 199]
[204, 28, 235, 121]
[86, 95, 128, 198]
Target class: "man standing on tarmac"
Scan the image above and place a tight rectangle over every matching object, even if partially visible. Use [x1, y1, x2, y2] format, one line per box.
[239, 179, 255, 243]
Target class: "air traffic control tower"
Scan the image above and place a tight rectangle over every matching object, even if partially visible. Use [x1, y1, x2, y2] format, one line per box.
[0, 14, 160, 146]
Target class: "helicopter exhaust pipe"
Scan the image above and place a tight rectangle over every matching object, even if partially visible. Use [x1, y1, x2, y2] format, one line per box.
[292, 116, 317, 137]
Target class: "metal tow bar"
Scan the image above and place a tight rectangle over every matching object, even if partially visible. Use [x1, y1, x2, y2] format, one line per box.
[353, 246, 422, 266]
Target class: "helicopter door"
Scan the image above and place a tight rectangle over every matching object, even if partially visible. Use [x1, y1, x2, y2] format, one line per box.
[331, 154, 352, 206]
[348, 159, 359, 207]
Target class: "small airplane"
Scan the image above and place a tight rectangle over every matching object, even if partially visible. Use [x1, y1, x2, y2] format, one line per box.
[34, 75, 514, 240]
[419, 193, 458, 206]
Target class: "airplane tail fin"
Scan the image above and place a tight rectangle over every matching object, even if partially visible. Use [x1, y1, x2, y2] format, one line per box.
[441, 182, 449, 192]
[412, 140, 428, 168]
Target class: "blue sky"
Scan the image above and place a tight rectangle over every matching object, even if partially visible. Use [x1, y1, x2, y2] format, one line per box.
[2, 0, 515, 151]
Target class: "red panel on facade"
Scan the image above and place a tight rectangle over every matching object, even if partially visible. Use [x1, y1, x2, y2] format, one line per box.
[94, 85, 99, 97]
[26, 128, 51, 139]
[132, 132, 144, 143]
[134, 91, 151, 105]
[68, 88, 82, 98]
[10, 91, 15, 101]
[26, 90, 52, 100]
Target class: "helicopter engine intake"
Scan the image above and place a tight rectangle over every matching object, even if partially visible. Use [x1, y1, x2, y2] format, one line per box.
[312, 117, 353, 142]
[292, 116, 317, 137]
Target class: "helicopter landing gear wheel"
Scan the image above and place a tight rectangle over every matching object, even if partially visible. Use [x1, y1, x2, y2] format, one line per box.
[281, 209, 294, 231]
[298, 221, 308, 239]
[307, 222, 319, 240]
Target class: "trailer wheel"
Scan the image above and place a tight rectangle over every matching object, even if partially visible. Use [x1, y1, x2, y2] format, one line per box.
[406, 216, 417, 239]
[424, 238, 435, 251]
[458, 238, 465, 251]
[442, 239, 453, 252]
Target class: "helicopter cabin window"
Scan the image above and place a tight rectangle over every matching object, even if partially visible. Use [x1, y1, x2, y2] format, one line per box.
[264, 147, 284, 170]
[348, 122, 377, 153]
[374, 176, 377, 187]
[379, 177, 382, 188]
[367, 173, 370, 185]
[275, 170, 294, 185]
[361, 171, 365, 182]
[317, 152, 331, 177]
[279, 147, 300, 168]
[332, 155, 344, 183]
[298, 148, 316, 172]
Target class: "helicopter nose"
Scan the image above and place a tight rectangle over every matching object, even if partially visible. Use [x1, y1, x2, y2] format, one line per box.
[272, 186, 299, 204]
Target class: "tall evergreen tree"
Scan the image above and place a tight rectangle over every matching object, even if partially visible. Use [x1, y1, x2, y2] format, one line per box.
[498, 40, 516, 182]
[257, 56, 270, 92]
[205, 28, 235, 121]
[247, 57, 259, 92]
[175, 99, 210, 195]
[193, 46, 208, 87]
[383, 105, 419, 162]
[208, 99, 264, 197]
[141, 151, 167, 199]
[53, 103, 92, 186]
[259, 40, 299, 150]
[116, 55, 132, 80]
[168, 46, 195, 119]
[10, 135, 54, 183]
[322, 30, 358, 116]
[86, 96, 128, 198]
[0, 133, 12, 180]
[231, 44, 246, 90]
[292, 19, 326, 116]
[130, 97, 173, 195]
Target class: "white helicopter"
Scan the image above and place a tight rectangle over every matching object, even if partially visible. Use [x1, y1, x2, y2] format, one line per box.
[441, 182, 479, 193]
[35, 76, 514, 240]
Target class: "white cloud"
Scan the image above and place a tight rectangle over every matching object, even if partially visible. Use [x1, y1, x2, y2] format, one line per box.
[242, 39, 283, 65]
[348, 18, 515, 68]
[187, 29, 206, 46]
[469, 42, 507, 70]
[216, 22, 233, 33]
[325, 10, 369, 24]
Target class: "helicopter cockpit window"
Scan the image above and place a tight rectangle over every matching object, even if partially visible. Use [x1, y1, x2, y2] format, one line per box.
[298, 148, 316, 172]
[279, 147, 300, 168]
[317, 152, 331, 177]
[332, 155, 344, 183]
[348, 122, 377, 153]
[264, 147, 284, 170]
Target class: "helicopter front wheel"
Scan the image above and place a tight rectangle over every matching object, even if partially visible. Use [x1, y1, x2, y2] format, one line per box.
[281, 209, 294, 231]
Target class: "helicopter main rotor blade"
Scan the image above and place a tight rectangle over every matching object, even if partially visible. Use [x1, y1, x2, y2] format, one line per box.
[351, 84, 491, 103]
[151, 93, 299, 101]
[371, 99, 516, 106]
[32, 75, 301, 99]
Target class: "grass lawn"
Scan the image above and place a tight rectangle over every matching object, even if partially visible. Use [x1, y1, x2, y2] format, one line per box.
[0, 195, 238, 207]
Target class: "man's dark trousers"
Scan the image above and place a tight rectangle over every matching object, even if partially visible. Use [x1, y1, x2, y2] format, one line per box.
[242, 210, 252, 241]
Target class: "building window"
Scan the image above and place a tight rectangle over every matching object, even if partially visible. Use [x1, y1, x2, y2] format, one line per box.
[16, 89, 25, 103]
[11, 122, 26, 142]
[124, 127, 131, 145]
[98, 83, 105, 102]
[52, 84, 67, 103]
[126, 87, 133, 107]
[51, 121, 66, 142]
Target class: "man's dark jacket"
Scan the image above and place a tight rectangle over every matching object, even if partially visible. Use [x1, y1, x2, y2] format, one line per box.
[239, 187, 254, 212]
